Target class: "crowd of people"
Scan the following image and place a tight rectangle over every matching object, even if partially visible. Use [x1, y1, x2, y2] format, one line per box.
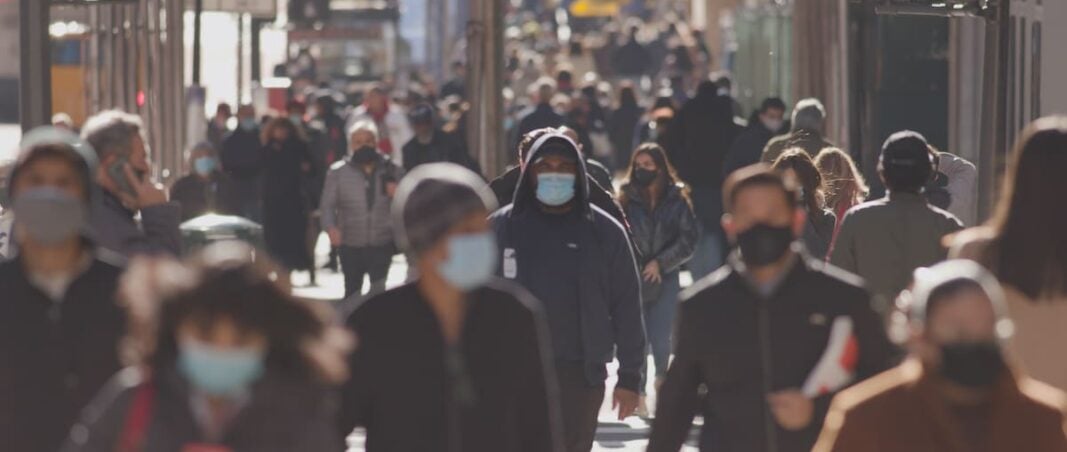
[1, 7, 1067, 452]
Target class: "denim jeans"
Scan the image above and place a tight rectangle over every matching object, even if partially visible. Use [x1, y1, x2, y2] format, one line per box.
[642, 270, 681, 392]
[688, 223, 725, 281]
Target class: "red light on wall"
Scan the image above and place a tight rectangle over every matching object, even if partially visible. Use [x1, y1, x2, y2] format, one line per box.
[137, 91, 146, 107]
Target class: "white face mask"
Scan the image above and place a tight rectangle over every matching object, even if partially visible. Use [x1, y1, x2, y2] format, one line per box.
[762, 117, 784, 133]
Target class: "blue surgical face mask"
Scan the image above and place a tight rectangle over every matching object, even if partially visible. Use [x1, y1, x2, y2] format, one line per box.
[437, 232, 498, 291]
[178, 339, 265, 397]
[13, 187, 87, 245]
[289, 114, 303, 125]
[535, 172, 577, 206]
[193, 156, 217, 176]
[240, 119, 258, 131]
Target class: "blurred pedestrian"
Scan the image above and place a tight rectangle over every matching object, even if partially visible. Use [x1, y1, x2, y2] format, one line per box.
[815, 148, 869, 257]
[260, 118, 315, 277]
[558, 125, 614, 193]
[82, 110, 182, 257]
[440, 61, 468, 99]
[221, 104, 265, 222]
[489, 132, 645, 452]
[0, 158, 13, 260]
[321, 121, 403, 298]
[762, 98, 835, 164]
[831, 131, 963, 311]
[349, 84, 414, 166]
[611, 25, 652, 80]
[52, 112, 76, 132]
[951, 117, 1067, 392]
[341, 163, 563, 451]
[516, 78, 568, 147]
[402, 103, 480, 173]
[814, 260, 1067, 452]
[724, 97, 787, 178]
[64, 243, 350, 452]
[618, 143, 699, 415]
[607, 83, 644, 166]
[929, 147, 978, 226]
[772, 149, 837, 260]
[169, 142, 237, 222]
[633, 94, 676, 147]
[310, 93, 348, 168]
[667, 79, 742, 279]
[648, 165, 896, 452]
[206, 102, 232, 149]
[0, 127, 126, 452]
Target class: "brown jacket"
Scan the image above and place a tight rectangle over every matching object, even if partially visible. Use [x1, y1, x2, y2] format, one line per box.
[814, 360, 1067, 452]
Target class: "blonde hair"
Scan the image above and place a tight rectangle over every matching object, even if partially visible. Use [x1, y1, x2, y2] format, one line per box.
[814, 148, 869, 210]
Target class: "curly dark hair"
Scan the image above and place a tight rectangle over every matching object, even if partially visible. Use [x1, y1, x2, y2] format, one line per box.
[772, 148, 826, 213]
[120, 243, 350, 384]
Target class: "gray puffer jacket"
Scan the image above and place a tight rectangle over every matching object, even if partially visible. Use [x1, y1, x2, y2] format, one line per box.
[320, 154, 404, 248]
[90, 191, 182, 257]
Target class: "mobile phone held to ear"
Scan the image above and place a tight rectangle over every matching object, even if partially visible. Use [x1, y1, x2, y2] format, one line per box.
[107, 156, 138, 198]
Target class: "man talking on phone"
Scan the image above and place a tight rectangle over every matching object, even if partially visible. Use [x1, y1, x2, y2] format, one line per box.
[82, 110, 182, 256]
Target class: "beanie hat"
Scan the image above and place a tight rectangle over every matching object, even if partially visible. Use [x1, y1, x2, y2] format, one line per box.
[392, 163, 498, 258]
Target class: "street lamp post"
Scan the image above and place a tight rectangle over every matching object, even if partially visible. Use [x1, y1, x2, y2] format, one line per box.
[19, 0, 52, 131]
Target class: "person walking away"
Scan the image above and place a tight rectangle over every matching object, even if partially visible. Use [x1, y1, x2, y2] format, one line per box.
[206, 102, 232, 149]
[950, 116, 1067, 392]
[82, 110, 182, 256]
[516, 78, 568, 148]
[489, 132, 646, 452]
[0, 127, 126, 452]
[260, 118, 316, 277]
[341, 163, 563, 451]
[633, 95, 677, 148]
[169, 142, 238, 222]
[815, 148, 869, 258]
[814, 260, 1067, 452]
[618, 143, 699, 415]
[559, 125, 615, 193]
[63, 242, 350, 452]
[831, 131, 963, 313]
[309, 93, 349, 272]
[667, 80, 742, 279]
[724, 97, 787, 178]
[648, 165, 897, 452]
[762, 98, 835, 164]
[607, 83, 644, 167]
[349, 84, 414, 167]
[772, 149, 837, 260]
[321, 121, 404, 299]
[611, 25, 652, 81]
[221, 104, 265, 222]
[402, 103, 480, 173]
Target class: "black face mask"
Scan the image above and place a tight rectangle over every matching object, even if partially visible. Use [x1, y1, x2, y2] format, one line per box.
[736, 223, 794, 267]
[350, 146, 378, 165]
[632, 168, 658, 187]
[939, 342, 1005, 388]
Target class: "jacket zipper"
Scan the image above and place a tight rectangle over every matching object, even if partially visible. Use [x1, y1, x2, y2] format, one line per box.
[757, 297, 779, 452]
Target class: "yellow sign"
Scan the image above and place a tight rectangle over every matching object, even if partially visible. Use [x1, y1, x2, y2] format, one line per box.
[569, 0, 621, 18]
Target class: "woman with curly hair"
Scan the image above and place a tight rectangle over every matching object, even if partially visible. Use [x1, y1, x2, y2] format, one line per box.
[64, 242, 351, 452]
[814, 148, 869, 255]
[772, 148, 837, 259]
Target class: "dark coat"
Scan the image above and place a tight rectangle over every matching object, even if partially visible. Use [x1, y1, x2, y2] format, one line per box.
[803, 208, 838, 261]
[169, 172, 240, 222]
[401, 130, 480, 174]
[608, 103, 644, 165]
[611, 39, 653, 77]
[814, 360, 1067, 452]
[64, 367, 342, 452]
[724, 122, 778, 178]
[341, 280, 563, 452]
[620, 183, 700, 302]
[0, 250, 126, 452]
[666, 89, 742, 191]
[261, 138, 315, 270]
[489, 136, 646, 391]
[648, 252, 899, 452]
[516, 104, 566, 145]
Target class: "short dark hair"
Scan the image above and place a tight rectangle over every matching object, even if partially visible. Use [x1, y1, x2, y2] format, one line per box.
[760, 97, 787, 114]
[723, 164, 800, 213]
[880, 130, 934, 193]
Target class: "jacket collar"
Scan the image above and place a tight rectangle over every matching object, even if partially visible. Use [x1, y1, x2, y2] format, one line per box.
[887, 191, 927, 204]
[726, 243, 811, 298]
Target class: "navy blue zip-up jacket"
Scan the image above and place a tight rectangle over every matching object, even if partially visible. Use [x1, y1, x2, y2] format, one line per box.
[489, 133, 646, 392]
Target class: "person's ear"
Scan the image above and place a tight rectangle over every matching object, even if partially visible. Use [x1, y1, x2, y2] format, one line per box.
[792, 207, 807, 237]
[721, 213, 736, 242]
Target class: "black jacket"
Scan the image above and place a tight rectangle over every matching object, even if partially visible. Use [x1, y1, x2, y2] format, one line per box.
[169, 172, 240, 222]
[220, 127, 264, 180]
[666, 89, 742, 191]
[401, 130, 481, 174]
[64, 367, 341, 452]
[725, 122, 778, 178]
[648, 251, 898, 452]
[0, 250, 126, 452]
[516, 104, 566, 145]
[620, 183, 700, 301]
[341, 280, 563, 452]
[489, 135, 646, 391]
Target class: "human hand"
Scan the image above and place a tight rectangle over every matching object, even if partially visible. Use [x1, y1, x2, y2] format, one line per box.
[612, 388, 640, 420]
[327, 227, 342, 246]
[642, 260, 662, 284]
[768, 390, 814, 431]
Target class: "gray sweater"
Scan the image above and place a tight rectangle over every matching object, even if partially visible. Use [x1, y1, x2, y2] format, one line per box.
[320, 158, 403, 248]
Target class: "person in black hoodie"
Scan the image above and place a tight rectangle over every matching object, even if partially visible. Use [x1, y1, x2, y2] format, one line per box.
[221, 104, 265, 222]
[724, 97, 787, 178]
[489, 132, 646, 452]
[401, 103, 480, 173]
[666, 79, 743, 280]
[515, 79, 567, 148]
[342, 163, 562, 451]
[647, 165, 897, 452]
[260, 117, 316, 276]
[0, 127, 126, 452]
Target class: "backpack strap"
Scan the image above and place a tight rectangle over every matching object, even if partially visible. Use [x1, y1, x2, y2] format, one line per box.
[116, 381, 156, 452]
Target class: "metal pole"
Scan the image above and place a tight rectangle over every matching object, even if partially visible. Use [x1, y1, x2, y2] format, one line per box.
[977, 0, 1008, 220]
[237, 13, 245, 104]
[19, 0, 52, 130]
[467, 0, 505, 177]
[251, 18, 265, 83]
[192, 0, 203, 85]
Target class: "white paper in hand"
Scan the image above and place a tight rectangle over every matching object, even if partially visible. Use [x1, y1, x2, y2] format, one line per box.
[802, 316, 859, 398]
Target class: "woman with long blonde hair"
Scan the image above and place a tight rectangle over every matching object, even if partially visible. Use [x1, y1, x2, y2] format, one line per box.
[814, 148, 869, 254]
